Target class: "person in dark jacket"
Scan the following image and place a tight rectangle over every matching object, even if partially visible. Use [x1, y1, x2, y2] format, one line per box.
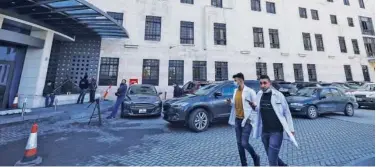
[43, 80, 55, 107]
[107, 79, 128, 119]
[77, 74, 89, 104]
[173, 83, 182, 98]
[89, 77, 97, 102]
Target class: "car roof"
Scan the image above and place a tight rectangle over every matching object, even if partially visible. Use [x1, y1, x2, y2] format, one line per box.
[129, 84, 155, 87]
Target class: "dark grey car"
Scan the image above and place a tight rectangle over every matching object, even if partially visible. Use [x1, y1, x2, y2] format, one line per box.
[163, 80, 260, 132]
[121, 84, 163, 117]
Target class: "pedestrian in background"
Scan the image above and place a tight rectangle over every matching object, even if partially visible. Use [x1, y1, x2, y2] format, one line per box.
[107, 79, 128, 119]
[89, 77, 97, 103]
[227, 73, 260, 166]
[77, 74, 89, 104]
[43, 80, 55, 107]
[253, 75, 298, 166]
[173, 83, 182, 98]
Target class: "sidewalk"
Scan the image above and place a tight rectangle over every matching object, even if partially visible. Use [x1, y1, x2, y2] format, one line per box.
[0, 100, 114, 127]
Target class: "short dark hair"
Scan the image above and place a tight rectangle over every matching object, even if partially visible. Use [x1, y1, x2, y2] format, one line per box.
[232, 73, 245, 80]
[259, 75, 271, 81]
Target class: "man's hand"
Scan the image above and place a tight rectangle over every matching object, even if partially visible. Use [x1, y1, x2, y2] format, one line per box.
[246, 100, 257, 109]
[226, 98, 231, 104]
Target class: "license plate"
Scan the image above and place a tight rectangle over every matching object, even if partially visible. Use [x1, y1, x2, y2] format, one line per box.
[139, 109, 147, 113]
[356, 98, 363, 101]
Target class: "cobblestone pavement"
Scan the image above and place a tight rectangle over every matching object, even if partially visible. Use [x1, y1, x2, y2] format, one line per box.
[0, 109, 374, 166]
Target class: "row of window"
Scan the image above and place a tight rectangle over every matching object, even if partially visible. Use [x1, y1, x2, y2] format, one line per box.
[181, 0, 366, 10]
[327, 0, 366, 9]
[299, 7, 356, 27]
[98, 58, 371, 86]
[302, 33, 361, 54]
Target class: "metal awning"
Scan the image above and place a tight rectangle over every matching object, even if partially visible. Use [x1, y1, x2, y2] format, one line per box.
[0, 0, 129, 38]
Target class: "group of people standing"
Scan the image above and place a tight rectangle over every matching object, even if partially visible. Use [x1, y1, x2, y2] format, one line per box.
[228, 73, 298, 166]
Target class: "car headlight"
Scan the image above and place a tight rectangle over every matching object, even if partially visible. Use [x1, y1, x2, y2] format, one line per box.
[367, 94, 375, 98]
[290, 103, 304, 107]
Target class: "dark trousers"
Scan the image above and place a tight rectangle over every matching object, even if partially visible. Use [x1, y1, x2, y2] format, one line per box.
[77, 89, 87, 104]
[44, 94, 55, 107]
[109, 96, 125, 117]
[89, 90, 95, 102]
[261, 132, 287, 166]
[235, 118, 258, 166]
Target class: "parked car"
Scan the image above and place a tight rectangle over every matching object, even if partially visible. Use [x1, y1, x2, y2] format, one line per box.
[120, 84, 163, 117]
[345, 81, 366, 89]
[163, 80, 260, 132]
[350, 83, 375, 108]
[181, 81, 212, 95]
[272, 81, 298, 96]
[286, 87, 358, 119]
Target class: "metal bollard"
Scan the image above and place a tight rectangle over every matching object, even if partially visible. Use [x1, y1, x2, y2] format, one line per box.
[54, 98, 58, 112]
[164, 92, 167, 100]
[21, 98, 27, 121]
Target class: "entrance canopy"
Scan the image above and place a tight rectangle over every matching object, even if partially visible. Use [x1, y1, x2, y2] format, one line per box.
[0, 0, 129, 38]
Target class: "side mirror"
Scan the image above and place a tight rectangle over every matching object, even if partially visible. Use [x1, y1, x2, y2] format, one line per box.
[319, 95, 326, 100]
[214, 92, 223, 97]
[158, 92, 163, 95]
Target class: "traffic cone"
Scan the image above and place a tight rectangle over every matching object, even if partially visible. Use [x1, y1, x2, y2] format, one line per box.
[103, 85, 111, 100]
[12, 94, 19, 109]
[15, 123, 42, 166]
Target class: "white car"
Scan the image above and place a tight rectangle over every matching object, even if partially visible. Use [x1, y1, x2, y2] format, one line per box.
[350, 83, 375, 108]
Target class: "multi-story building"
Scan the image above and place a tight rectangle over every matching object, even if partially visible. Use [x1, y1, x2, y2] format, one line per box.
[0, 0, 374, 109]
[87, 0, 375, 96]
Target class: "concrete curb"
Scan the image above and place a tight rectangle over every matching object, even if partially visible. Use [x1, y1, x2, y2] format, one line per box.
[344, 154, 375, 166]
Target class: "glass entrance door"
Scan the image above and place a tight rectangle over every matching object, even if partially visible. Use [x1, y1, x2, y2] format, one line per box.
[0, 62, 14, 108]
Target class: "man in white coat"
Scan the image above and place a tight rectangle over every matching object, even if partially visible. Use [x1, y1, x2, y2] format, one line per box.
[253, 75, 298, 166]
[227, 73, 260, 166]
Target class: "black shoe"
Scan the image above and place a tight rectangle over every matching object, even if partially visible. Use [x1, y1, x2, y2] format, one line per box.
[253, 155, 260, 166]
[106, 116, 114, 119]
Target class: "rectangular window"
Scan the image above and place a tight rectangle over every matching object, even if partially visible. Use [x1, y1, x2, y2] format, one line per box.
[107, 12, 123, 25]
[339, 36, 347, 53]
[142, 59, 160, 85]
[269, 29, 280, 48]
[273, 63, 284, 81]
[145, 16, 161, 41]
[215, 61, 228, 81]
[214, 23, 227, 45]
[181, 0, 193, 4]
[266, 1, 275, 14]
[315, 34, 325, 51]
[359, 0, 365, 8]
[348, 17, 354, 27]
[344, 0, 350, 5]
[293, 64, 304, 82]
[352, 39, 360, 54]
[344, 65, 353, 81]
[359, 16, 375, 35]
[251, 0, 261, 11]
[299, 7, 307, 18]
[193, 61, 207, 81]
[307, 64, 317, 82]
[253, 27, 264, 48]
[362, 65, 371, 82]
[99, 57, 119, 86]
[363, 37, 375, 58]
[212, 0, 223, 8]
[168, 60, 184, 85]
[180, 21, 194, 44]
[256, 62, 267, 79]
[311, 9, 319, 20]
[330, 15, 338, 24]
[302, 33, 312, 51]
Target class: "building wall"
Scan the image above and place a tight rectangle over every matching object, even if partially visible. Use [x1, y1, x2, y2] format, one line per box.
[87, 0, 375, 98]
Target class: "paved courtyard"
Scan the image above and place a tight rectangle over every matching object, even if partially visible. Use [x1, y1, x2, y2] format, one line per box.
[0, 108, 374, 166]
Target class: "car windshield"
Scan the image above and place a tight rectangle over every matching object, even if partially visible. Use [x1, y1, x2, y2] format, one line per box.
[358, 84, 375, 91]
[279, 83, 295, 89]
[194, 84, 220, 96]
[345, 83, 361, 89]
[295, 88, 318, 97]
[128, 85, 157, 95]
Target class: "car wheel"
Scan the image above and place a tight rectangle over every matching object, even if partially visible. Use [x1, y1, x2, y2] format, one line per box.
[344, 104, 354, 116]
[306, 105, 318, 119]
[188, 108, 210, 132]
[120, 110, 127, 118]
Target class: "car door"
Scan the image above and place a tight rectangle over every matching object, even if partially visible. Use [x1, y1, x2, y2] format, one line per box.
[211, 84, 235, 118]
[330, 88, 347, 112]
[317, 88, 336, 113]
